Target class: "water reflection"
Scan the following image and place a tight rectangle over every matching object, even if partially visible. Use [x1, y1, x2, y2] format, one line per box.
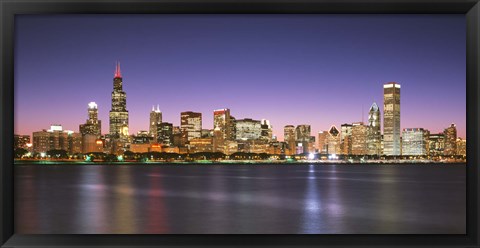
[301, 165, 323, 233]
[112, 167, 137, 233]
[76, 167, 108, 233]
[15, 164, 466, 234]
[145, 169, 169, 233]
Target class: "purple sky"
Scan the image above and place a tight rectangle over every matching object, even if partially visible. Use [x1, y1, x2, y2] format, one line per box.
[14, 14, 466, 140]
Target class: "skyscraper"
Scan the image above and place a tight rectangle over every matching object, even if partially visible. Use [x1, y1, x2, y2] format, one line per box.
[296, 125, 311, 153]
[326, 125, 341, 155]
[79, 102, 102, 137]
[352, 122, 367, 155]
[158, 122, 174, 146]
[213, 109, 233, 141]
[444, 123, 457, 156]
[383, 82, 401, 156]
[260, 119, 273, 142]
[149, 105, 162, 139]
[284, 125, 296, 155]
[367, 102, 381, 155]
[317, 131, 328, 154]
[109, 62, 129, 140]
[180, 111, 202, 142]
[340, 123, 353, 155]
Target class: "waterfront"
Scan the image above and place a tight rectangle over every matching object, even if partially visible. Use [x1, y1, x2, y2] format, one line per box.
[15, 164, 466, 234]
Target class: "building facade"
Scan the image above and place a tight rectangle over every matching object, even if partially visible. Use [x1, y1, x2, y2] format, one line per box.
[260, 119, 273, 142]
[149, 105, 162, 139]
[180, 111, 202, 143]
[109, 62, 129, 140]
[326, 125, 341, 155]
[456, 138, 466, 156]
[80, 102, 102, 137]
[444, 123, 457, 156]
[32, 125, 76, 154]
[383, 82, 401, 156]
[213, 108, 234, 141]
[367, 102, 382, 155]
[340, 124, 353, 155]
[401, 128, 429, 156]
[317, 131, 328, 154]
[158, 122, 173, 146]
[14, 134, 30, 150]
[295, 124, 311, 153]
[235, 118, 262, 140]
[284, 125, 296, 155]
[428, 133, 445, 156]
[351, 122, 367, 155]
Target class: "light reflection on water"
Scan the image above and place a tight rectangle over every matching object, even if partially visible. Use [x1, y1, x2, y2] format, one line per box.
[15, 164, 466, 234]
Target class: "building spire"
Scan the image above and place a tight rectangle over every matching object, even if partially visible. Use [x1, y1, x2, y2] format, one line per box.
[114, 61, 122, 79]
[152, 105, 155, 112]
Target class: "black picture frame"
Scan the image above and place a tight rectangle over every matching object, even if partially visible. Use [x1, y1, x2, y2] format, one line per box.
[1, 0, 479, 247]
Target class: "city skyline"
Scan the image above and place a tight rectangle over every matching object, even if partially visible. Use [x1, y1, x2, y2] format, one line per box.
[15, 15, 466, 139]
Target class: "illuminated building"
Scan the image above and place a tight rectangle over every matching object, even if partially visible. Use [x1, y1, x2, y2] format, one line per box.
[180, 111, 202, 142]
[149, 105, 162, 139]
[14, 134, 30, 149]
[367, 102, 382, 155]
[351, 122, 367, 155]
[340, 124, 353, 155]
[68, 132, 82, 154]
[129, 143, 150, 153]
[428, 133, 445, 156]
[456, 138, 466, 156]
[317, 131, 328, 154]
[158, 122, 173, 146]
[444, 123, 457, 156]
[213, 127, 224, 153]
[189, 138, 213, 153]
[173, 133, 183, 147]
[109, 62, 129, 141]
[308, 136, 316, 154]
[224, 140, 239, 155]
[401, 128, 429, 156]
[251, 140, 269, 154]
[268, 141, 286, 155]
[383, 82, 401, 156]
[132, 131, 153, 144]
[326, 125, 341, 155]
[79, 102, 101, 137]
[32, 125, 75, 154]
[284, 125, 296, 155]
[82, 134, 103, 154]
[213, 109, 235, 141]
[201, 129, 213, 138]
[260, 119, 273, 142]
[295, 124, 311, 153]
[235, 118, 262, 140]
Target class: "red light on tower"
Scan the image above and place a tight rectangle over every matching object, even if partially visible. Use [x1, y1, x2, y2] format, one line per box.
[114, 61, 122, 79]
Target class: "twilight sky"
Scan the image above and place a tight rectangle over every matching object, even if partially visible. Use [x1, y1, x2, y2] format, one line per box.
[15, 14, 466, 140]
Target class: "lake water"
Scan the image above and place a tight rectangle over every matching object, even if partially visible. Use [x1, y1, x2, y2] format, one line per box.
[14, 164, 466, 234]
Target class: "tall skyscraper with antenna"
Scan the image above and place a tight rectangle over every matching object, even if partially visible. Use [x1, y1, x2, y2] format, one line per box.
[109, 62, 129, 140]
[149, 105, 162, 140]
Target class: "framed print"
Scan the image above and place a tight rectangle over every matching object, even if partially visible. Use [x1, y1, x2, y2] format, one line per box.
[1, 0, 479, 247]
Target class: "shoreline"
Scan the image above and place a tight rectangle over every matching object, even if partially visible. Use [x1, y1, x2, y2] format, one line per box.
[14, 160, 467, 166]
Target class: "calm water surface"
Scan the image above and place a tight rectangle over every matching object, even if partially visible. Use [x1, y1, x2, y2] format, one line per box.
[15, 164, 466, 234]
